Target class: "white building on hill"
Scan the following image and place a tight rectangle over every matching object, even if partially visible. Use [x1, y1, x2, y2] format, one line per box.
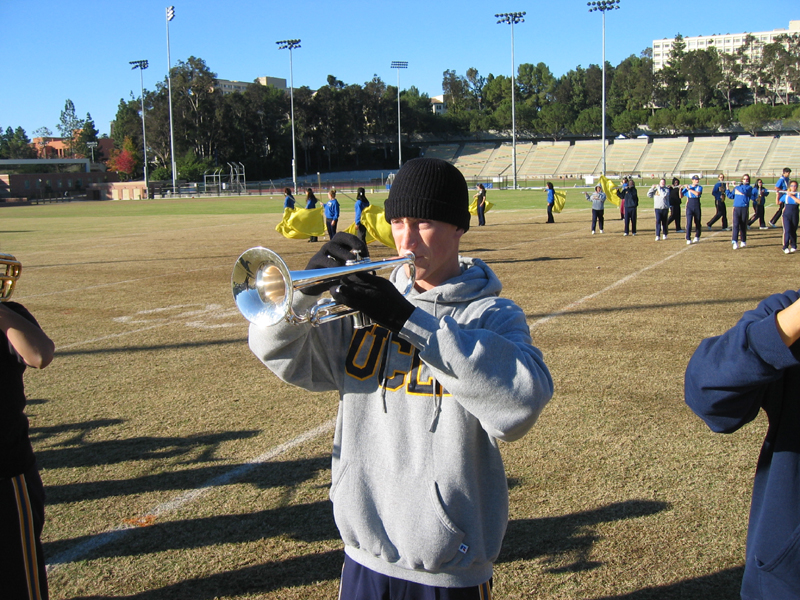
[652, 20, 800, 71]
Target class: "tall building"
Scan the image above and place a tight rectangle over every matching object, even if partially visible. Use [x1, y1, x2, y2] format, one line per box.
[653, 20, 800, 71]
[213, 76, 287, 95]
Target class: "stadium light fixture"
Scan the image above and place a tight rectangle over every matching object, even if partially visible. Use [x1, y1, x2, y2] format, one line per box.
[277, 39, 301, 194]
[496, 12, 525, 190]
[391, 61, 408, 169]
[130, 60, 150, 194]
[588, 0, 620, 176]
[166, 6, 177, 194]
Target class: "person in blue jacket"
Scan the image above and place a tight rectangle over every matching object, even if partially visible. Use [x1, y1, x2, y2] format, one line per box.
[726, 174, 758, 249]
[685, 287, 800, 600]
[545, 182, 556, 223]
[747, 179, 770, 230]
[707, 173, 729, 231]
[324, 189, 340, 240]
[354, 187, 370, 243]
[682, 175, 703, 244]
[781, 179, 799, 254]
[769, 167, 792, 228]
[283, 187, 296, 210]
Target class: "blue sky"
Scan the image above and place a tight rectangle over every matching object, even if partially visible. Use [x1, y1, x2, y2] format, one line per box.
[1, 0, 797, 138]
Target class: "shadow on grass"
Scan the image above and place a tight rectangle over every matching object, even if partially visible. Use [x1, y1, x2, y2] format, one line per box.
[500, 499, 670, 573]
[45, 500, 339, 562]
[54, 338, 247, 357]
[590, 566, 744, 599]
[69, 549, 345, 600]
[45, 456, 330, 505]
[36, 429, 260, 469]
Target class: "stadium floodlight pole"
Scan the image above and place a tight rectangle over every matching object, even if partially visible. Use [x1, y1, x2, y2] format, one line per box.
[391, 61, 408, 169]
[166, 6, 177, 194]
[496, 12, 525, 190]
[277, 39, 301, 194]
[588, 0, 620, 176]
[130, 60, 150, 194]
[86, 141, 98, 163]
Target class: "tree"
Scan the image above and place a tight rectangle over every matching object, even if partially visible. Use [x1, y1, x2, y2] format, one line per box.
[75, 113, 102, 162]
[57, 99, 83, 158]
[107, 137, 139, 180]
[0, 127, 36, 159]
[570, 107, 603, 136]
[535, 103, 573, 140]
[738, 102, 772, 135]
[682, 49, 722, 109]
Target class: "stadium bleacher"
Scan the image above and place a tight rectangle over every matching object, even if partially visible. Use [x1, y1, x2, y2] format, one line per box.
[676, 137, 729, 174]
[418, 134, 798, 182]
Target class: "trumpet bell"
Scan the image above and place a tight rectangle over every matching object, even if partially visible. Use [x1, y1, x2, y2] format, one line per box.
[232, 247, 294, 327]
[0, 253, 21, 302]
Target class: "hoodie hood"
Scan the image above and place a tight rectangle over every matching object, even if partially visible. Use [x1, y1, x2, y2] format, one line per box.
[391, 256, 502, 306]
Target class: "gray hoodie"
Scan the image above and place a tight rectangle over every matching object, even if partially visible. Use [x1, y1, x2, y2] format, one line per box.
[647, 185, 670, 210]
[248, 256, 553, 587]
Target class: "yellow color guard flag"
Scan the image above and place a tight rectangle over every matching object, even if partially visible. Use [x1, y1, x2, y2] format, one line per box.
[468, 197, 494, 216]
[275, 207, 325, 239]
[599, 175, 620, 207]
[344, 205, 396, 249]
[552, 190, 567, 213]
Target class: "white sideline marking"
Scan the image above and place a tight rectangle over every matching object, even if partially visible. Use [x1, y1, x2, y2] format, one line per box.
[46, 418, 336, 572]
[45, 231, 712, 569]
[530, 241, 701, 329]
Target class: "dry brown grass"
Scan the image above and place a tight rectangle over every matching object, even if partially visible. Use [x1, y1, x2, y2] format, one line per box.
[5, 196, 786, 599]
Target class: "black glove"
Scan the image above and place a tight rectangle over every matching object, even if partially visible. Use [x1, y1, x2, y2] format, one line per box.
[301, 233, 369, 296]
[331, 272, 415, 333]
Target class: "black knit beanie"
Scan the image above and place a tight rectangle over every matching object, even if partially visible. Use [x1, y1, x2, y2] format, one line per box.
[385, 158, 470, 232]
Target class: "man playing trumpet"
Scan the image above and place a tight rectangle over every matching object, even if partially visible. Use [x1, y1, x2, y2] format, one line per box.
[247, 158, 553, 599]
[0, 254, 54, 600]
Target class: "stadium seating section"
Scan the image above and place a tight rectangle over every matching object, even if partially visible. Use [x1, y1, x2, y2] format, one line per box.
[421, 135, 800, 182]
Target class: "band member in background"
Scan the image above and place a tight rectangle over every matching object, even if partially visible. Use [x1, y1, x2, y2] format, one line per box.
[1, 256, 55, 600]
[354, 187, 370, 244]
[545, 182, 556, 223]
[685, 287, 800, 599]
[781, 180, 799, 254]
[707, 173, 729, 231]
[583, 184, 606, 234]
[474, 183, 487, 226]
[747, 179, 769, 230]
[769, 167, 792, 228]
[726, 174, 757, 250]
[617, 178, 639, 236]
[248, 157, 553, 599]
[682, 175, 704, 244]
[648, 179, 670, 241]
[324, 189, 340, 240]
[666, 177, 683, 233]
[283, 187, 295, 210]
[306, 188, 319, 243]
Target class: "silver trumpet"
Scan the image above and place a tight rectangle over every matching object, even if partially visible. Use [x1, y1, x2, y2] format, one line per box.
[232, 247, 415, 328]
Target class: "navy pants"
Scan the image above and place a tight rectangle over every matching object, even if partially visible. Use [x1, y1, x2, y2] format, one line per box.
[339, 555, 492, 600]
[685, 205, 702, 240]
[546, 203, 554, 223]
[771, 202, 784, 225]
[1, 465, 48, 600]
[732, 206, 748, 243]
[654, 208, 669, 237]
[591, 209, 604, 232]
[707, 199, 728, 228]
[667, 202, 682, 232]
[327, 219, 338, 239]
[748, 203, 766, 228]
[783, 204, 799, 251]
[477, 203, 485, 226]
[624, 207, 637, 235]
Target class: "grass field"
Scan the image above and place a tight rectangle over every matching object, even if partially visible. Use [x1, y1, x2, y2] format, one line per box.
[3, 187, 790, 599]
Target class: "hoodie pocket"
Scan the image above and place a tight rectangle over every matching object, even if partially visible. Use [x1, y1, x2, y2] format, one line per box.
[756, 523, 800, 596]
[331, 462, 466, 571]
